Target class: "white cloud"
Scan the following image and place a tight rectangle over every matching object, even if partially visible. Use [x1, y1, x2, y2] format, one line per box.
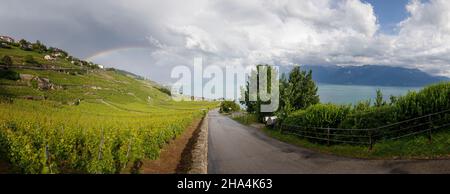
[130, 0, 381, 69]
[390, 0, 450, 76]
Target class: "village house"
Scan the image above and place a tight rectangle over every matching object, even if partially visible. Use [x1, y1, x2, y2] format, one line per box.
[51, 52, 63, 57]
[44, 55, 56, 61]
[20, 43, 33, 51]
[0, 35, 15, 43]
[0, 43, 11, 49]
[52, 48, 64, 53]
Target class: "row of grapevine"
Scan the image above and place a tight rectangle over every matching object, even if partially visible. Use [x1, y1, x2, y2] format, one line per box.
[0, 99, 209, 173]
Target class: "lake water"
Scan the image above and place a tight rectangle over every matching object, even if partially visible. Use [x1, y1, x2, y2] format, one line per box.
[317, 84, 422, 105]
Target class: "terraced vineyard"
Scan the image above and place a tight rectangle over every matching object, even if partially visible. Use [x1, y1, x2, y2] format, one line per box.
[0, 43, 216, 173]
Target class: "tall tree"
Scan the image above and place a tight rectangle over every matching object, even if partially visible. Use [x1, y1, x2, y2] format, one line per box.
[284, 66, 319, 111]
[240, 64, 278, 121]
[33, 40, 47, 53]
[241, 65, 319, 122]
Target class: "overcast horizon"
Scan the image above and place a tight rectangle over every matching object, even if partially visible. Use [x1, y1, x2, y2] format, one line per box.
[2, 0, 450, 84]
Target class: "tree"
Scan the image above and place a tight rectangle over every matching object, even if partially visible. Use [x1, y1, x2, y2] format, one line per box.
[19, 39, 32, 51]
[374, 89, 386, 107]
[240, 65, 278, 121]
[1, 55, 12, 67]
[241, 65, 319, 122]
[389, 95, 398, 105]
[277, 72, 292, 119]
[220, 100, 240, 113]
[19, 39, 29, 46]
[276, 66, 319, 123]
[32, 40, 47, 53]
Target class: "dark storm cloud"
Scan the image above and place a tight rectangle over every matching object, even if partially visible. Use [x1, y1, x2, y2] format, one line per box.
[0, 0, 150, 57]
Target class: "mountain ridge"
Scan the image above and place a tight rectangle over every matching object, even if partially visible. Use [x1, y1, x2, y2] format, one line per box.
[279, 65, 449, 87]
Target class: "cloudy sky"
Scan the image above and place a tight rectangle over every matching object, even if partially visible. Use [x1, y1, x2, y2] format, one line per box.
[1, 0, 450, 85]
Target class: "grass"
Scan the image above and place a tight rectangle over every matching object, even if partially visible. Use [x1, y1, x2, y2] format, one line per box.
[230, 112, 258, 125]
[263, 127, 450, 159]
[232, 114, 450, 159]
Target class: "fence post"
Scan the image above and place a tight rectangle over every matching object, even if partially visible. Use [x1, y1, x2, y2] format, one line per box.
[327, 128, 330, 146]
[428, 115, 433, 143]
[368, 130, 373, 151]
[246, 113, 248, 125]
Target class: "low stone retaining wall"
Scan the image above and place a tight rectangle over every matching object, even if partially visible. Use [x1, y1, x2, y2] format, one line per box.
[187, 113, 209, 174]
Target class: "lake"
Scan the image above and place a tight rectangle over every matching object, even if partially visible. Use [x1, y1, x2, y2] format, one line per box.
[317, 83, 422, 105]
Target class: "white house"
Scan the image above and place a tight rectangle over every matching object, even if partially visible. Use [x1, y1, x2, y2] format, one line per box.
[51, 52, 63, 57]
[44, 55, 55, 61]
[98, 65, 104, 69]
[0, 35, 14, 43]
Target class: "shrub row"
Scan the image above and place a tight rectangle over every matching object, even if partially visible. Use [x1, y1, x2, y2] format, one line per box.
[283, 82, 450, 144]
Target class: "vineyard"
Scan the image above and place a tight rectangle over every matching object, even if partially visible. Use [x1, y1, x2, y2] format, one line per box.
[0, 43, 216, 173]
[0, 100, 213, 174]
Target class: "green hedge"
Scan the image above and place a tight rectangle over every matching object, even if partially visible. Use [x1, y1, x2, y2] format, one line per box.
[282, 82, 450, 144]
[394, 83, 450, 120]
[284, 104, 351, 128]
[0, 70, 20, 81]
[219, 100, 240, 113]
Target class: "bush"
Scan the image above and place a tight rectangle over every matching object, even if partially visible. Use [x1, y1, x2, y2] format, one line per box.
[32, 40, 47, 53]
[286, 82, 450, 130]
[0, 70, 20, 80]
[24, 55, 38, 65]
[1, 55, 13, 66]
[219, 101, 240, 113]
[340, 106, 397, 129]
[0, 43, 12, 49]
[0, 96, 13, 104]
[394, 83, 450, 120]
[156, 86, 171, 96]
[282, 82, 450, 145]
[284, 104, 351, 128]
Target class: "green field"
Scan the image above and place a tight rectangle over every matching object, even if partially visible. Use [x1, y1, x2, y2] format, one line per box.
[0, 45, 217, 173]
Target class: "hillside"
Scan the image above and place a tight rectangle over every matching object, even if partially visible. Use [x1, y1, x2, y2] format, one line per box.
[0, 39, 216, 173]
[280, 65, 449, 87]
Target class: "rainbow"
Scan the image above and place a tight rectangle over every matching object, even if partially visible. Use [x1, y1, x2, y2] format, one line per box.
[85, 46, 152, 62]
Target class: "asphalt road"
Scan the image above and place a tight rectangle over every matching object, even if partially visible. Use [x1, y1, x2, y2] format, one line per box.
[207, 110, 450, 174]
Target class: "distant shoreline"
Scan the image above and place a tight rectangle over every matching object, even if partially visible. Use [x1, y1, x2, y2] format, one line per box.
[317, 83, 422, 104]
[316, 82, 426, 88]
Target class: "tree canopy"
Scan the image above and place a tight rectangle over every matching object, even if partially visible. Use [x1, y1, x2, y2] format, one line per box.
[241, 65, 319, 121]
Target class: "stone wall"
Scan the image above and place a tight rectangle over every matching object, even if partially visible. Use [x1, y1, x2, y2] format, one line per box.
[187, 113, 209, 174]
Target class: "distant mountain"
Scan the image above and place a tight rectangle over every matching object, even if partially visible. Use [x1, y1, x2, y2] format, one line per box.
[279, 65, 449, 87]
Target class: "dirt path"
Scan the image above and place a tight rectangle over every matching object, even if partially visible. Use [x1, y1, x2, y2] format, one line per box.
[208, 109, 450, 174]
[138, 118, 203, 174]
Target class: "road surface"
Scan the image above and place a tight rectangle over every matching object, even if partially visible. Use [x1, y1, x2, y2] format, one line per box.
[207, 110, 450, 174]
